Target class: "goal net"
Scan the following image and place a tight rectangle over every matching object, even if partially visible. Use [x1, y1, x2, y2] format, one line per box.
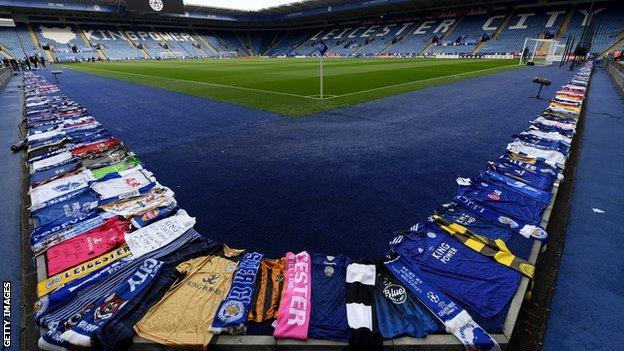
[216, 50, 239, 58]
[519, 38, 566, 65]
[158, 51, 185, 60]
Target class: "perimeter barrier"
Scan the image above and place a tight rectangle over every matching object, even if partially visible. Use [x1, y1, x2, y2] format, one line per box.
[0, 66, 11, 88]
[605, 59, 624, 96]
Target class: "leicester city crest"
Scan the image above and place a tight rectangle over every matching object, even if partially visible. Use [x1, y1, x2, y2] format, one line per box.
[218, 300, 245, 323]
[149, 0, 164, 12]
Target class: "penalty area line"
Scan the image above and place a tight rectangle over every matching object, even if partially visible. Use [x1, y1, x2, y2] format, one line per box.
[325, 65, 518, 99]
[65, 66, 319, 100]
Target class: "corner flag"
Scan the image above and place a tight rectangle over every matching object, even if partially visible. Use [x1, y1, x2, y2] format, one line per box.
[318, 41, 328, 99]
[318, 41, 328, 56]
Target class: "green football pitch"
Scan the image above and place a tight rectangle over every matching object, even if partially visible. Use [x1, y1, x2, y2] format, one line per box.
[63, 57, 519, 116]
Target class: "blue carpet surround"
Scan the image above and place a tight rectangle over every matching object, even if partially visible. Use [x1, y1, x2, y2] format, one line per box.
[44, 65, 573, 264]
[30, 63, 585, 334]
[543, 69, 624, 350]
[0, 77, 24, 351]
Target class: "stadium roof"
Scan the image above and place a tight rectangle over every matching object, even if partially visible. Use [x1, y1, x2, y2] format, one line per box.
[188, 0, 536, 15]
[1, 0, 582, 27]
[29, 0, 541, 15]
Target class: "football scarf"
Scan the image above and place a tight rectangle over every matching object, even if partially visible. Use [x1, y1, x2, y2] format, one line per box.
[30, 211, 101, 246]
[211, 252, 264, 334]
[385, 257, 500, 351]
[346, 262, 383, 350]
[31, 212, 112, 255]
[37, 245, 133, 297]
[59, 259, 164, 347]
[431, 215, 535, 279]
[34, 257, 134, 326]
[274, 251, 312, 340]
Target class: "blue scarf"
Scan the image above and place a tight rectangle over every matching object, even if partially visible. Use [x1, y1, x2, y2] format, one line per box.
[211, 252, 263, 334]
[40, 259, 163, 349]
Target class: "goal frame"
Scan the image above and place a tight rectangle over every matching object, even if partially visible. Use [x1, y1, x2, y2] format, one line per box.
[519, 38, 565, 65]
[158, 51, 184, 60]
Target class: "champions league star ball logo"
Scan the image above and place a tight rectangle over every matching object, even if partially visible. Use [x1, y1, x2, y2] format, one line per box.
[427, 292, 440, 303]
[218, 301, 245, 323]
[149, 0, 164, 12]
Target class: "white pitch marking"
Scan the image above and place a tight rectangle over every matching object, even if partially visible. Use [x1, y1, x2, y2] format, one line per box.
[69, 62, 516, 102]
[324, 65, 517, 99]
[67, 65, 319, 100]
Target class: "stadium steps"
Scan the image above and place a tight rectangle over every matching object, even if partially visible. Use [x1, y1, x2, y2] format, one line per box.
[191, 29, 219, 55]
[26, 22, 54, 62]
[470, 40, 486, 55]
[26, 23, 41, 50]
[191, 41, 209, 57]
[76, 24, 106, 60]
[472, 10, 514, 55]
[425, 16, 464, 54]
[556, 5, 576, 38]
[246, 31, 255, 55]
[118, 27, 150, 59]
[211, 30, 239, 55]
[153, 28, 187, 58]
[420, 40, 435, 54]
[0, 44, 14, 59]
[234, 30, 252, 56]
[159, 26, 190, 57]
[599, 34, 624, 57]
[75, 24, 91, 47]
[289, 30, 317, 55]
[163, 41, 178, 58]
[264, 30, 284, 55]
[351, 26, 386, 55]
[381, 22, 416, 54]
[492, 10, 514, 41]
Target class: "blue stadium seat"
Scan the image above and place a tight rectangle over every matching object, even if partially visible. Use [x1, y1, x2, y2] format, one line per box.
[481, 8, 566, 54]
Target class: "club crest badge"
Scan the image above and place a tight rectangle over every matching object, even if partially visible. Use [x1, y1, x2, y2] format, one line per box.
[217, 300, 245, 323]
[94, 292, 127, 322]
[149, 0, 164, 12]
[324, 266, 334, 277]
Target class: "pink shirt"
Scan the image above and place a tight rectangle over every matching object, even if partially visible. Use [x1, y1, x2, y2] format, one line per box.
[45, 217, 130, 276]
[273, 251, 311, 340]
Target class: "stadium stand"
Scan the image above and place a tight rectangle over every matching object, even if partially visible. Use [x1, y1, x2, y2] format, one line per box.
[81, 25, 143, 60]
[14, 22, 44, 57]
[0, 25, 26, 58]
[481, 8, 567, 54]
[2, 2, 623, 60]
[194, 29, 240, 56]
[564, 3, 624, 54]
[429, 12, 501, 55]
[385, 20, 445, 55]
[33, 23, 97, 62]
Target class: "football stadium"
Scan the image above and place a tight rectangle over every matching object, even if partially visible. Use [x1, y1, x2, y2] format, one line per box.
[0, 0, 622, 350]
